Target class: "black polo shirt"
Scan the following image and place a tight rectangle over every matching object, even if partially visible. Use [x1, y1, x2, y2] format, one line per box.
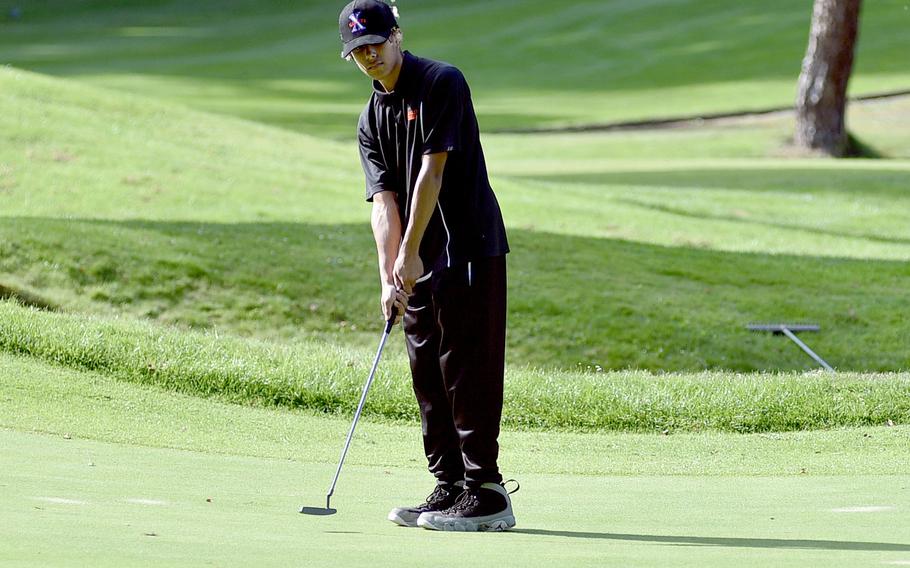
[357, 51, 509, 274]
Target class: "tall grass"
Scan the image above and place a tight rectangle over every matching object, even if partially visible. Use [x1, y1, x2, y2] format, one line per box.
[3, 300, 907, 433]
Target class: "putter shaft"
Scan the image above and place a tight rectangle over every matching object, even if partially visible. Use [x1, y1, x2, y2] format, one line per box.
[324, 310, 396, 506]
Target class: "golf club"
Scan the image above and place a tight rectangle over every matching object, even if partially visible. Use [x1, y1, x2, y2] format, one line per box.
[300, 305, 398, 516]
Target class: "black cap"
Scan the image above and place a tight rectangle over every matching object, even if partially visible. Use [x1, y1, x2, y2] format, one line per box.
[339, 0, 398, 59]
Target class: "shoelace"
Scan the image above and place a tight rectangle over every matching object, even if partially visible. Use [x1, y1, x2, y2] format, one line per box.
[423, 485, 454, 507]
[441, 480, 520, 514]
[447, 489, 479, 513]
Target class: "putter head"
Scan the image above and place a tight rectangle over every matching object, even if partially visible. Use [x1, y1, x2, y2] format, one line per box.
[300, 494, 336, 515]
[299, 506, 337, 516]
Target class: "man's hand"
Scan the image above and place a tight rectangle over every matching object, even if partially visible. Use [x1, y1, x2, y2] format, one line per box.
[381, 283, 408, 325]
[396, 152, 445, 295]
[393, 252, 424, 296]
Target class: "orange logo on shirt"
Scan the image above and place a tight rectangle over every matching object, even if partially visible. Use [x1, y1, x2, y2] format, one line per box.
[407, 107, 417, 121]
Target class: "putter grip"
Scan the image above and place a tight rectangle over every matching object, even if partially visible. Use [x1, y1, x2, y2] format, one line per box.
[385, 305, 398, 334]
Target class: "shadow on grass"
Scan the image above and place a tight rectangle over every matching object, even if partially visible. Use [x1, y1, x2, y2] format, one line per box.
[614, 198, 910, 246]
[846, 132, 886, 159]
[1, 217, 909, 371]
[4, 0, 907, 93]
[513, 168, 910, 199]
[0, 282, 57, 311]
[511, 529, 910, 552]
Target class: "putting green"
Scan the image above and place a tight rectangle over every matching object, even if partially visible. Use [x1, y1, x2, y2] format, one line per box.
[3, 429, 910, 567]
[2, 354, 909, 566]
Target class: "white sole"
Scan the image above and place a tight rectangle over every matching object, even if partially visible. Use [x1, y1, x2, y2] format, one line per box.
[387, 508, 420, 528]
[417, 512, 516, 532]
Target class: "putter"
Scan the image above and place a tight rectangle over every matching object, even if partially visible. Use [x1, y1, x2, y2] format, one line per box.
[300, 306, 398, 516]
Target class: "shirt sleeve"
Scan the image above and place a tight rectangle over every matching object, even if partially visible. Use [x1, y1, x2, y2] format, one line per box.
[358, 108, 395, 202]
[421, 66, 466, 155]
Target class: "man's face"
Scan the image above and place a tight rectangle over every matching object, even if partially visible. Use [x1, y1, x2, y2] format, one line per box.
[351, 39, 402, 83]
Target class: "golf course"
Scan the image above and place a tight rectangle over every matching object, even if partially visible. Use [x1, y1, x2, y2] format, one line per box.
[1, 0, 909, 565]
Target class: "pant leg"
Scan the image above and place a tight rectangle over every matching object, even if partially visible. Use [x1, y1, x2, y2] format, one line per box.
[402, 276, 465, 485]
[435, 255, 507, 488]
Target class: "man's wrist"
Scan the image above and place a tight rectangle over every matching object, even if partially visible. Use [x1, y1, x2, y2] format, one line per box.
[400, 235, 420, 257]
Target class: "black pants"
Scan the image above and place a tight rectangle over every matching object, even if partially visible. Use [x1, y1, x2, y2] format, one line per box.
[403, 255, 507, 488]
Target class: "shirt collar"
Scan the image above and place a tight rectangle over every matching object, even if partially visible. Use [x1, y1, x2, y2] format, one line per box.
[372, 51, 418, 100]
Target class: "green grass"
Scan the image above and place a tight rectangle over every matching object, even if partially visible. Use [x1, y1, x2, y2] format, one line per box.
[1, 0, 908, 136]
[2, 353, 909, 567]
[7, 351, 910, 475]
[2, 4, 909, 564]
[3, 301, 909, 433]
[7, 428, 908, 568]
[4, 216, 910, 371]
[2, 67, 909, 371]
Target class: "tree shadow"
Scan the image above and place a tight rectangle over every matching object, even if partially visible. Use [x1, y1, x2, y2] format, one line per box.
[3, 0, 907, 135]
[511, 529, 910, 552]
[613, 198, 910, 246]
[845, 132, 886, 159]
[513, 168, 910, 199]
[3, 217, 909, 371]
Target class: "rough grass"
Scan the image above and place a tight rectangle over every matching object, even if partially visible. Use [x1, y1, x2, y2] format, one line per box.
[5, 349, 910, 476]
[2, 300, 908, 433]
[3, 216, 910, 371]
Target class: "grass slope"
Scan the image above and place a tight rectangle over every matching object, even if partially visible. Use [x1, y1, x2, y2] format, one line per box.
[4, 351, 910, 475]
[3, 302, 909, 432]
[2, 353, 910, 567]
[1, 0, 908, 135]
[2, 67, 909, 370]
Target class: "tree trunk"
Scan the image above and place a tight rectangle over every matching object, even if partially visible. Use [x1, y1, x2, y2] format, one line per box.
[795, 0, 862, 157]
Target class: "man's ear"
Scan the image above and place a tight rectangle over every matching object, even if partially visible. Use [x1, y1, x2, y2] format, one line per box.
[388, 28, 403, 48]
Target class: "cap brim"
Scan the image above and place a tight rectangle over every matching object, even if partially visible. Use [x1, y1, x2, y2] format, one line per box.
[341, 33, 389, 58]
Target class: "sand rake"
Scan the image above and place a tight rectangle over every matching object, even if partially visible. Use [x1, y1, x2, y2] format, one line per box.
[747, 323, 834, 371]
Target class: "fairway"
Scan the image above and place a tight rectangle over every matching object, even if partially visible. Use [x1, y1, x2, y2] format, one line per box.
[3, 354, 910, 567]
[2, 0, 908, 135]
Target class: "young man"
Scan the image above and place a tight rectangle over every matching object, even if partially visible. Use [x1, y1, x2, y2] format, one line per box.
[338, 0, 516, 532]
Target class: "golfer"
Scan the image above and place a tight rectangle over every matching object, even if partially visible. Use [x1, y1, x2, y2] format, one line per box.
[339, 0, 516, 532]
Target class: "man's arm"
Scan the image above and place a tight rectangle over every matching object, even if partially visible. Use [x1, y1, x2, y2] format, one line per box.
[394, 152, 447, 294]
[372, 191, 408, 322]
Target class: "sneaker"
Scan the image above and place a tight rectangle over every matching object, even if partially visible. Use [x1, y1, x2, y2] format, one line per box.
[387, 481, 466, 527]
[417, 480, 518, 532]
